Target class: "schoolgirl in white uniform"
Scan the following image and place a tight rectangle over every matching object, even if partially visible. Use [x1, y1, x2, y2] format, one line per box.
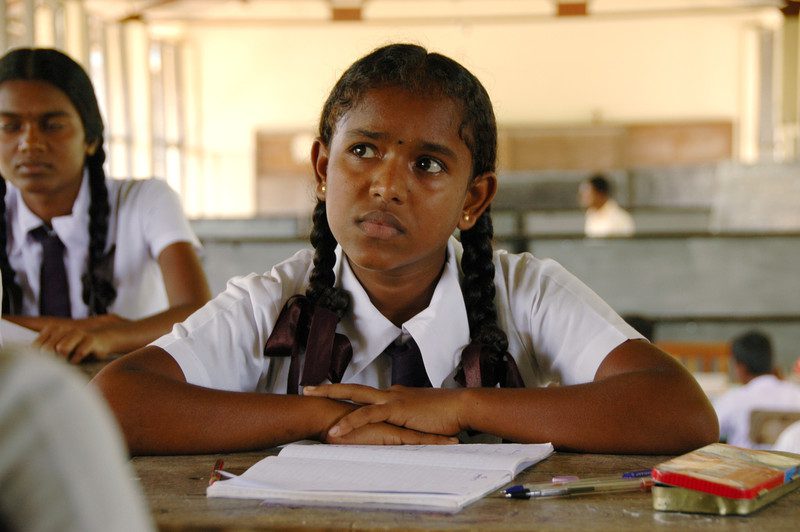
[96, 44, 717, 455]
[0, 48, 210, 362]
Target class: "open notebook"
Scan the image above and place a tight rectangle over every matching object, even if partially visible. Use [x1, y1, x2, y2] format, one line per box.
[207, 441, 554, 513]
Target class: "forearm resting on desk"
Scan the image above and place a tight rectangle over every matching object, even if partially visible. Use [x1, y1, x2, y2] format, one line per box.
[460, 368, 717, 454]
[310, 340, 719, 454]
[7, 304, 205, 362]
[460, 339, 719, 453]
[92, 347, 454, 455]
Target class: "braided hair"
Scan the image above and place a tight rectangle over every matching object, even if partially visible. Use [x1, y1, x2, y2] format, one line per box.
[0, 48, 116, 315]
[310, 43, 508, 368]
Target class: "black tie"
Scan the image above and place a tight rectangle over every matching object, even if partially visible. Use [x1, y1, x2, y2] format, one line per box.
[386, 336, 431, 387]
[30, 226, 71, 318]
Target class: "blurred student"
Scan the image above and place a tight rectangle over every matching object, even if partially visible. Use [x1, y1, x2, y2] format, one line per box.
[713, 330, 800, 448]
[578, 174, 634, 238]
[0, 281, 154, 531]
[0, 48, 211, 363]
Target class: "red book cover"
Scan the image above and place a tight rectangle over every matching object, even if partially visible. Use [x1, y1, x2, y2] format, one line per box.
[652, 443, 800, 500]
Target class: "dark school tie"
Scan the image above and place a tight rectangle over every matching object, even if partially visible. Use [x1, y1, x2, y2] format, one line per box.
[30, 226, 71, 318]
[386, 336, 432, 387]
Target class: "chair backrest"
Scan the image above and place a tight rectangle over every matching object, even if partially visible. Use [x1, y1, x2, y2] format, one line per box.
[750, 410, 800, 446]
[655, 341, 732, 374]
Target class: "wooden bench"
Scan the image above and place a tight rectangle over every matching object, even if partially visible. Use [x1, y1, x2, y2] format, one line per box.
[750, 410, 800, 446]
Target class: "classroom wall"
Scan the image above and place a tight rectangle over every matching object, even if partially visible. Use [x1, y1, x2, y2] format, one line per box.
[173, 7, 780, 217]
[190, 223, 800, 372]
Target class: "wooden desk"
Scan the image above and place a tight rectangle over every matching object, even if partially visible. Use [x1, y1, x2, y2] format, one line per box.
[132, 450, 800, 531]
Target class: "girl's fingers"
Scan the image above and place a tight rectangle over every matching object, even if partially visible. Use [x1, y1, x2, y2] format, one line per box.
[406, 432, 459, 445]
[33, 328, 54, 348]
[36, 331, 64, 355]
[375, 427, 457, 445]
[330, 424, 457, 445]
[55, 332, 85, 360]
[69, 337, 96, 364]
[328, 404, 392, 437]
[304, 384, 386, 404]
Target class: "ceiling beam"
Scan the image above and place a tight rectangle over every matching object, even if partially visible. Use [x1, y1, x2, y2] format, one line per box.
[557, 2, 587, 17]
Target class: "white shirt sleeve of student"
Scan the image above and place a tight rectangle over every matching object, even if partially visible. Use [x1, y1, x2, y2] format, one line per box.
[5, 176, 200, 320]
[108, 178, 202, 319]
[154, 237, 641, 392]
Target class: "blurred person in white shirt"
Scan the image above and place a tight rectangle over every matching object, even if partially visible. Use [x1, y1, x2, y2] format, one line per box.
[713, 331, 800, 449]
[578, 174, 635, 238]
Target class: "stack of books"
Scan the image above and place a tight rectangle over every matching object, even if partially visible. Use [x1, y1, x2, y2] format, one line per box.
[652, 443, 800, 515]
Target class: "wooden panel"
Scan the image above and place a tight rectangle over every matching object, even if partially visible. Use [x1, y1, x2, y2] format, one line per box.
[750, 410, 800, 445]
[498, 126, 625, 171]
[255, 130, 314, 176]
[497, 121, 732, 172]
[625, 122, 733, 167]
[255, 130, 317, 216]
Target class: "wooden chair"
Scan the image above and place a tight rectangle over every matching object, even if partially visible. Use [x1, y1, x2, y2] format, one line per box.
[749, 410, 800, 446]
[654, 341, 732, 374]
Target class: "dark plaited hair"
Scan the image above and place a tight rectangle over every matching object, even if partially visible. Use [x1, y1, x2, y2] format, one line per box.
[311, 43, 508, 365]
[0, 48, 115, 315]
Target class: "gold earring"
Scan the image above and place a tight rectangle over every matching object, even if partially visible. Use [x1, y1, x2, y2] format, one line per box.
[463, 213, 470, 222]
[321, 184, 326, 193]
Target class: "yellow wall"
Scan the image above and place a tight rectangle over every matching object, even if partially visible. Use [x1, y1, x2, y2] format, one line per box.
[175, 8, 781, 216]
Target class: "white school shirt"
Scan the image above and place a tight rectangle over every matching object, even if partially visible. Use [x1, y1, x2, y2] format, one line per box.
[5, 175, 200, 320]
[154, 237, 642, 393]
[585, 199, 635, 238]
[0, 347, 154, 532]
[713, 374, 800, 449]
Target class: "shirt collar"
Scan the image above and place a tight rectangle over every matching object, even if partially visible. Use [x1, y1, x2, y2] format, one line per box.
[748, 374, 779, 386]
[9, 171, 90, 253]
[336, 237, 471, 386]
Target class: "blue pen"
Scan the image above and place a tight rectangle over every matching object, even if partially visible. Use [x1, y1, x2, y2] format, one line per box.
[501, 476, 653, 499]
[501, 469, 652, 495]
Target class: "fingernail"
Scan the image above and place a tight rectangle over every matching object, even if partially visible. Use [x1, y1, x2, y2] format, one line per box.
[304, 386, 316, 391]
[328, 426, 340, 437]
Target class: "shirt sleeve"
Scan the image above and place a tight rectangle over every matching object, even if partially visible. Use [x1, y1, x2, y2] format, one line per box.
[501, 252, 643, 386]
[151, 249, 312, 392]
[128, 178, 201, 259]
